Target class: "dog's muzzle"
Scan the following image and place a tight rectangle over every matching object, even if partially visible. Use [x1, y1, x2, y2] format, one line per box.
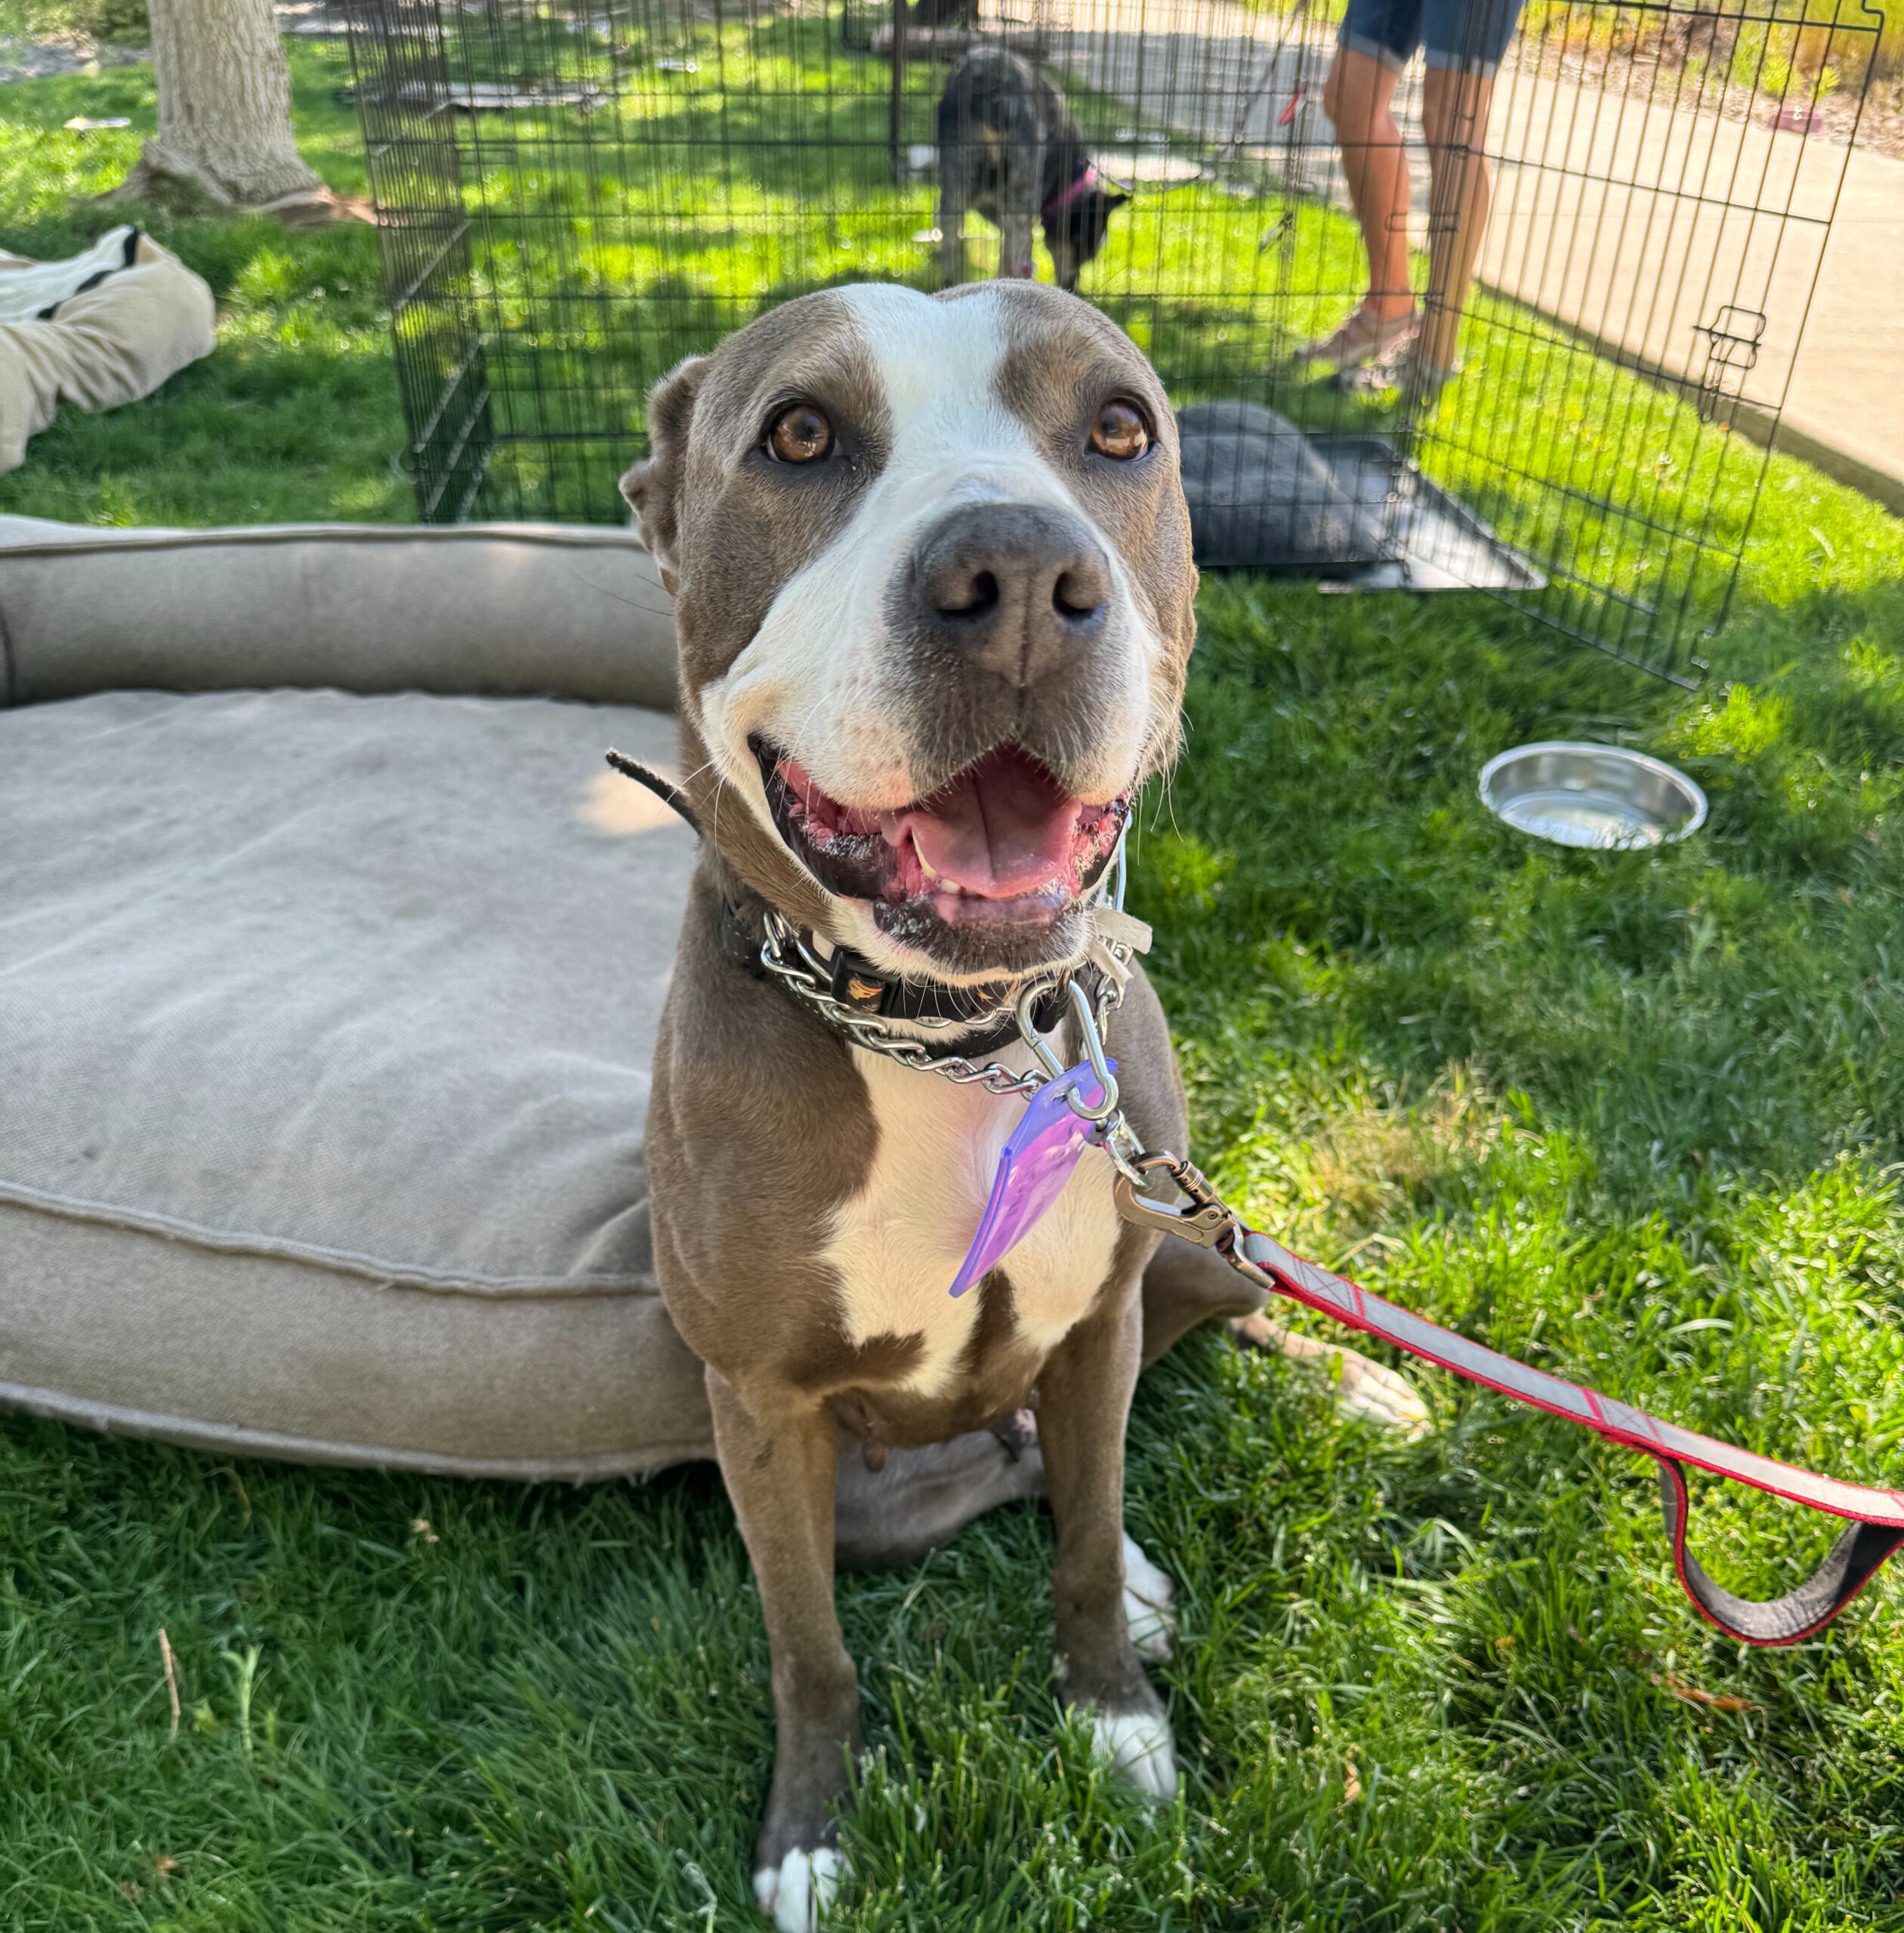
[756, 495, 1146, 973]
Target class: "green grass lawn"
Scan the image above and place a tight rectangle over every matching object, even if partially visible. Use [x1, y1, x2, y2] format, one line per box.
[7, 39, 1904, 1933]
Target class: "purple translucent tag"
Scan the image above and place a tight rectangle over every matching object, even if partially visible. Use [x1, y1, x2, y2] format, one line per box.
[948, 1060, 1116, 1299]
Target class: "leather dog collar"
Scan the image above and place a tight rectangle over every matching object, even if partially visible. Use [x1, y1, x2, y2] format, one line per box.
[808, 933, 1085, 1056]
[724, 893, 1085, 1058]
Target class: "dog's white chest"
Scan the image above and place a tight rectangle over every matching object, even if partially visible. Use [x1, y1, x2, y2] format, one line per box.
[822, 1047, 1122, 1398]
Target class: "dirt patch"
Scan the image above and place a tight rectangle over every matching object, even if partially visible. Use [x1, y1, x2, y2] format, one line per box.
[0, 30, 144, 85]
[1510, 25, 1904, 162]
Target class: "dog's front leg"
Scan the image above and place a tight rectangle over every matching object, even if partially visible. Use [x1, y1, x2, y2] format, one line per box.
[938, 180, 967, 285]
[998, 146, 1041, 279]
[708, 1368, 859, 1931]
[1038, 1276, 1177, 1799]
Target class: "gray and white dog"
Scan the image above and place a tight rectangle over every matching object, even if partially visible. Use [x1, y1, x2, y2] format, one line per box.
[619, 279, 1423, 1931]
[937, 46, 1129, 291]
[622, 281, 1217, 1931]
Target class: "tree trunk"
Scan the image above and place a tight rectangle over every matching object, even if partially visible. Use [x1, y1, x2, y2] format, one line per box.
[113, 0, 341, 219]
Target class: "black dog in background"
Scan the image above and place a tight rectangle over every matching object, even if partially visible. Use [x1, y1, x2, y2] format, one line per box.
[937, 47, 1129, 291]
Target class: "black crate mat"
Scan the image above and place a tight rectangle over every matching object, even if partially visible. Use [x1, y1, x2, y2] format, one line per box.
[1177, 401, 1542, 592]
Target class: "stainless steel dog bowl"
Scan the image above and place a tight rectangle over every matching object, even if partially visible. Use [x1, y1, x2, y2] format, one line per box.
[1478, 741, 1707, 849]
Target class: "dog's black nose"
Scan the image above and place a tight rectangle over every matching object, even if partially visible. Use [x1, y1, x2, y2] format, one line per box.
[903, 501, 1112, 686]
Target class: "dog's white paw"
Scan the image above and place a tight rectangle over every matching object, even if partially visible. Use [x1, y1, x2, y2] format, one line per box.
[1090, 1707, 1178, 1800]
[1121, 1531, 1176, 1663]
[1242, 1317, 1431, 1439]
[1323, 1342, 1430, 1438]
[753, 1845, 845, 1931]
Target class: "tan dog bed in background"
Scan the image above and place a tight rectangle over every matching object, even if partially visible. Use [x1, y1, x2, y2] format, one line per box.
[0, 516, 678, 708]
[0, 516, 713, 1479]
[0, 227, 216, 473]
[0, 516, 1418, 1478]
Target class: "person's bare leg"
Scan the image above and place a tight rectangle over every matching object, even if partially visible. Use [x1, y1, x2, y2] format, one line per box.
[1418, 64, 1497, 372]
[1321, 45, 1415, 323]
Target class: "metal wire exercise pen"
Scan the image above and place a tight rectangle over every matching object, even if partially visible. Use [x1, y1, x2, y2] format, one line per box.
[342, 0, 1879, 679]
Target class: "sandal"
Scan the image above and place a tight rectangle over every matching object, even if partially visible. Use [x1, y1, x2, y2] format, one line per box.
[1295, 302, 1421, 372]
[1333, 334, 1461, 405]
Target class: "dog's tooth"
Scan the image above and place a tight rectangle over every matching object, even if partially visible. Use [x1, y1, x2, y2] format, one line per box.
[912, 840, 962, 892]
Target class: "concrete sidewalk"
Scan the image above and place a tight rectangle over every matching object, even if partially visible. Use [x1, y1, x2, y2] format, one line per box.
[1046, 0, 1902, 510]
[1480, 62, 1904, 510]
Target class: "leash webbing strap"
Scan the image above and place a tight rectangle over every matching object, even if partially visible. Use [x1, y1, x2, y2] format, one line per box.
[606, 749, 700, 834]
[1227, 1227, 1904, 1646]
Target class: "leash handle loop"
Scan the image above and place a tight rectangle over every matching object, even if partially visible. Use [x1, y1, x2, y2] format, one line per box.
[1651, 1457, 1904, 1647]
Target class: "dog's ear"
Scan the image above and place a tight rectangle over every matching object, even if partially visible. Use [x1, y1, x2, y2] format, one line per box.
[619, 353, 711, 591]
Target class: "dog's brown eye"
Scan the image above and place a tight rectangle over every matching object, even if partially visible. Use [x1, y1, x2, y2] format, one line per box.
[1091, 399, 1149, 461]
[767, 402, 832, 464]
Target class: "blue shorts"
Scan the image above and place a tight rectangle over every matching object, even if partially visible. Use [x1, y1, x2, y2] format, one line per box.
[1338, 0, 1525, 76]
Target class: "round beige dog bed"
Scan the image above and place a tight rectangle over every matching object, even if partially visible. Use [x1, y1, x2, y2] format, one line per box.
[0, 516, 719, 1479]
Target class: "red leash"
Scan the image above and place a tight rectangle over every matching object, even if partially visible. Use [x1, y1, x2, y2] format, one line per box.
[1116, 1163, 1904, 1646]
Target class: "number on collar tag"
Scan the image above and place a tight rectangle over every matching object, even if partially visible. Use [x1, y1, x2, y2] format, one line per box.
[948, 1060, 1115, 1298]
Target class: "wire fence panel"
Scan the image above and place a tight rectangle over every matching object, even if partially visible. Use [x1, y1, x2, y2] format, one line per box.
[344, 0, 496, 521]
[343, 0, 1878, 678]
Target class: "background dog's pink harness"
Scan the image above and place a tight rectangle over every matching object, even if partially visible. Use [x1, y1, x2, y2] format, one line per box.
[1041, 163, 1103, 224]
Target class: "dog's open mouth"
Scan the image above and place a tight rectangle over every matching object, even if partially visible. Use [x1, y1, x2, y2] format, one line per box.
[755, 738, 1127, 942]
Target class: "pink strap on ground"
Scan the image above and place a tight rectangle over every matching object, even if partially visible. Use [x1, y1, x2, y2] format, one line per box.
[1231, 1228, 1904, 1645]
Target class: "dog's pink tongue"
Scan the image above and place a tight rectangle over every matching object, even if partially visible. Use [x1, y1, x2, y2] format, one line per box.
[881, 747, 1082, 898]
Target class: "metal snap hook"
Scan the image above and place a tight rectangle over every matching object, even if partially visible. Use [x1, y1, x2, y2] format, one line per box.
[1014, 979, 1068, 1081]
[1061, 978, 1120, 1122]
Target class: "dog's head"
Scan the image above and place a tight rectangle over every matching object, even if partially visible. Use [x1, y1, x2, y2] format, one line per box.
[1045, 183, 1130, 294]
[622, 280, 1195, 984]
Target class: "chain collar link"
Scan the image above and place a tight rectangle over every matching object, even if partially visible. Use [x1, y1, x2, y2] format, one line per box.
[755, 829, 1136, 1103]
[756, 911, 1048, 1099]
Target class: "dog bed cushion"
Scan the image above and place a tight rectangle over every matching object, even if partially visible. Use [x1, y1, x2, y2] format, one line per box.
[0, 684, 717, 1478]
[0, 516, 678, 712]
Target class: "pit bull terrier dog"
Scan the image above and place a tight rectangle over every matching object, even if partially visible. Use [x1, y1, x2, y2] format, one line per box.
[937, 48, 1129, 290]
[619, 279, 1314, 1928]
